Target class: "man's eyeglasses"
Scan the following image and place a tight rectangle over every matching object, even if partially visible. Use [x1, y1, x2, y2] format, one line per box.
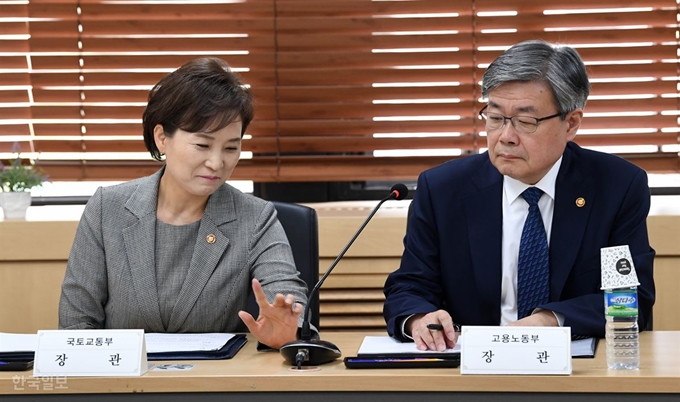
[479, 105, 563, 134]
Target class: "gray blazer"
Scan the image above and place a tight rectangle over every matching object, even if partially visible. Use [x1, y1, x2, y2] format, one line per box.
[59, 168, 308, 332]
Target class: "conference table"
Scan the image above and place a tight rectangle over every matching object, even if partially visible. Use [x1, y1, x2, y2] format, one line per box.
[1, 331, 679, 402]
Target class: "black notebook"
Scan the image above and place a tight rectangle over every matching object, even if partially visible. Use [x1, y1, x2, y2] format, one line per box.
[0, 347, 35, 372]
[348, 336, 460, 369]
[345, 355, 459, 369]
[0, 351, 35, 360]
[146, 334, 247, 361]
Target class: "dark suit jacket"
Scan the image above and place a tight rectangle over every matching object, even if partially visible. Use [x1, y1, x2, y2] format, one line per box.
[59, 168, 308, 332]
[384, 142, 655, 339]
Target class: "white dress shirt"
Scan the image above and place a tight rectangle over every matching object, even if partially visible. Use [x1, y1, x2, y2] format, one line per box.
[500, 157, 563, 325]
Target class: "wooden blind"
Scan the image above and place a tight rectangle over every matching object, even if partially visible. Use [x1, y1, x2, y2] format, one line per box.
[0, 1, 32, 154]
[474, 0, 680, 174]
[0, 0, 278, 180]
[0, 0, 678, 182]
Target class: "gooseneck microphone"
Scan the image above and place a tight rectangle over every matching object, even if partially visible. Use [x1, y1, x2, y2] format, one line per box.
[280, 183, 409, 369]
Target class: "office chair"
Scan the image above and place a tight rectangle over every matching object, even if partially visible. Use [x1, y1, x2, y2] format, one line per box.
[244, 201, 320, 330]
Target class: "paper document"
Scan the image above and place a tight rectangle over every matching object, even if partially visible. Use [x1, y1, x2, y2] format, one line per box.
[144, 333, 235, 353]
[357, 336, 461, 355]
[571, 337, 597, 358]
[357, 335, 597, 358]
[0, 332, 38, 352]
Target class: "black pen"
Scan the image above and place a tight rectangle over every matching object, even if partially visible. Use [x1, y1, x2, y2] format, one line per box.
[427, 323, 462, 332]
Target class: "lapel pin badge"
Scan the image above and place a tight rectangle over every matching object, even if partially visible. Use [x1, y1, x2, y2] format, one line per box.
[206, 234, 216, 244]
[575, 197, 586, 208]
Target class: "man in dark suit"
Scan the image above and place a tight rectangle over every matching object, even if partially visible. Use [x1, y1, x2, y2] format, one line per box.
[383, 40, 655, 351]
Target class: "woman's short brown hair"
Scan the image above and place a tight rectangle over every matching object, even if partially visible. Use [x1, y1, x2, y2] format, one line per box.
[142, 57, 254, 161]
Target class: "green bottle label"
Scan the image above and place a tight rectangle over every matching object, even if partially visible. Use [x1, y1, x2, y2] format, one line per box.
[605, 290, 638, 317]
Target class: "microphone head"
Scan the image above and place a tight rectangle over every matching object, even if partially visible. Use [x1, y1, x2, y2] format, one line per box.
[390, 183, 409, 200]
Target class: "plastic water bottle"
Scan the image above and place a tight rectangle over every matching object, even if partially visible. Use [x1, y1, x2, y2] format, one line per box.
[605, 286, 639, 370]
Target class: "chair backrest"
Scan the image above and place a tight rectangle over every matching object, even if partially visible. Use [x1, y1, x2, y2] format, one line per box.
[645, 309, 653, 331]
[245, 201, 320, 329]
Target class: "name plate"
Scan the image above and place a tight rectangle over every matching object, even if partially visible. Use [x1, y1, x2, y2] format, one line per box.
[460, 326, 572, 375]
[33, 329, 148, 377]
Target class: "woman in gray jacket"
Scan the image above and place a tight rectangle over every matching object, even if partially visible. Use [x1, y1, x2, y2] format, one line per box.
[59, 57, 308, 350]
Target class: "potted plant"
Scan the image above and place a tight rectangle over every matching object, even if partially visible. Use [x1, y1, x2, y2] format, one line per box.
[0, 155, 48, 220]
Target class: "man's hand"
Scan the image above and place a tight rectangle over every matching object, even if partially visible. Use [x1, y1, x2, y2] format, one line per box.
[507, 310, 559, 327]
[238, 279, 302, 349]
[406, 310, 459, 351]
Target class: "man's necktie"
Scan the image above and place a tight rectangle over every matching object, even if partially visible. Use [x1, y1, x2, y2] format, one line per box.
[517, 187, 550, 319]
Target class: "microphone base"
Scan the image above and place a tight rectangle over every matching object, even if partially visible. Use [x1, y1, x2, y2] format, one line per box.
[280, 338, 342, 367]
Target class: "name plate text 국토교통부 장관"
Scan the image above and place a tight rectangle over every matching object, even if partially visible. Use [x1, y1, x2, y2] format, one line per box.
[33, 329, 148, 377]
